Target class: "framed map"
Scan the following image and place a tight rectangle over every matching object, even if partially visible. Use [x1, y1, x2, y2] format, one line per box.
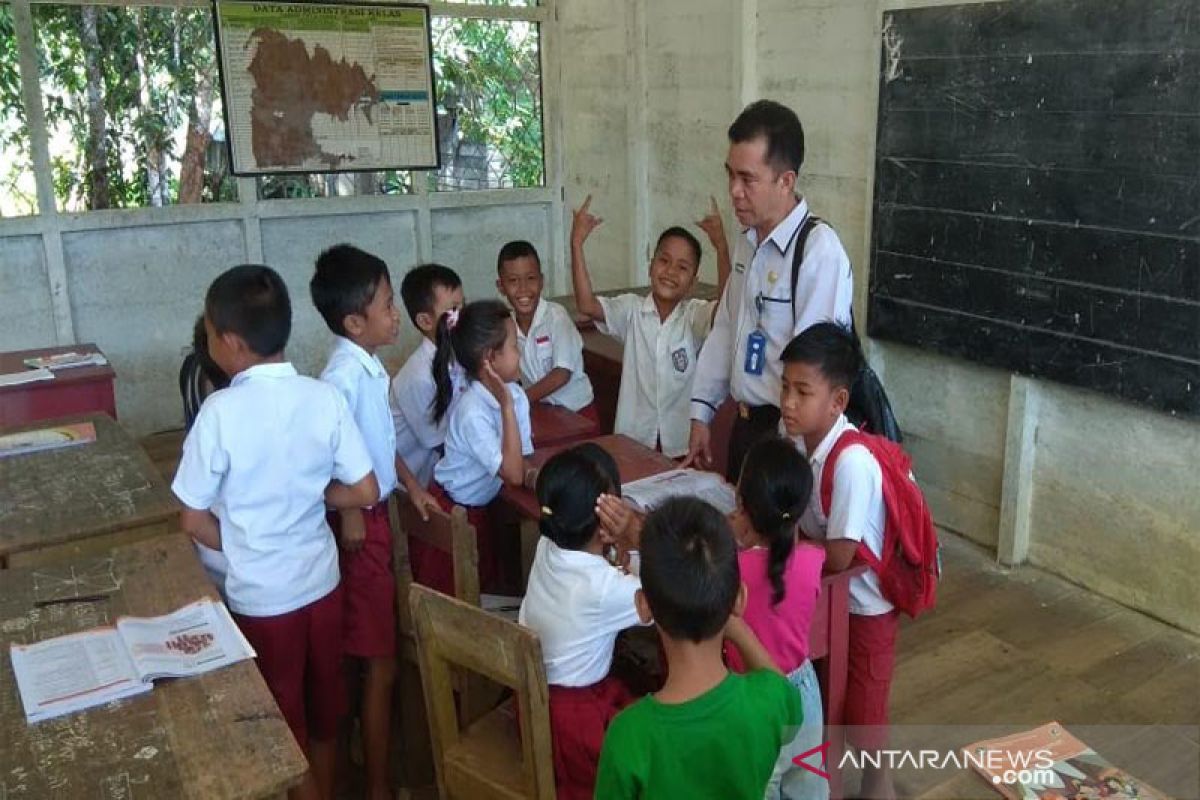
[213, 0, 439, 175]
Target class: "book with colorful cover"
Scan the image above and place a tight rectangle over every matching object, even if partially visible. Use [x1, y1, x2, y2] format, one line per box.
[964, 722, 1170, 800]
[0, 422, 97, 459]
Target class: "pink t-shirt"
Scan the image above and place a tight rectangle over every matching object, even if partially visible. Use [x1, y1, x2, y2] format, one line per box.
[727, 543, 826, 674]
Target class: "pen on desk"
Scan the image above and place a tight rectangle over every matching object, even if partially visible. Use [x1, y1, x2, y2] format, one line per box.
[33, 594, 112, 608]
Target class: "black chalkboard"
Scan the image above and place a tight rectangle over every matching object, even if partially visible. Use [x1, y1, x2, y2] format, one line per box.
[868, 0, 1199, 415]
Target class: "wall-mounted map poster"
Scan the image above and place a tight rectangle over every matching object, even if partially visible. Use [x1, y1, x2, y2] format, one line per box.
[213, 0, 438, 174]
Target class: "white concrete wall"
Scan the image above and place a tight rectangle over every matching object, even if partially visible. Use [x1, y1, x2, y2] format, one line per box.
[0, 200, 558, 435]
[559, 0, 1200, 634]
[558, 0, 635, 289]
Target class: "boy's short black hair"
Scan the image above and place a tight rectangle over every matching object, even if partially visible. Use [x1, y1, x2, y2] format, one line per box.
[639, 497, 739, 643]
[535, 444, 619, 550]
[779, 321, 862, 391]
[654, 227, 703, 269]
[497, 240, 541, 276]
[310, 244, 390, 337]
[205, 264, 291, 357]
[728, 99, 805, 175]
[399, 263, 462, 326]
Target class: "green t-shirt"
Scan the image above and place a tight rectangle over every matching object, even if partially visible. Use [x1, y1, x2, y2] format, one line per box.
[594, 669, 802, 799]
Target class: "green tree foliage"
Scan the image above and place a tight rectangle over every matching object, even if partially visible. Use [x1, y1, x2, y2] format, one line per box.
[432, 17, 544, 188]
[32, 4, 231, 210]
[0, 5, 544, 212]
[0, 5, 37, 216]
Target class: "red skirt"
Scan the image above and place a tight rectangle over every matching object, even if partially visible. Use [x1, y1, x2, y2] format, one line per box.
[548, 675, 636, 800]
[575, 402, 600, 427]
[408, 482, 501, 596]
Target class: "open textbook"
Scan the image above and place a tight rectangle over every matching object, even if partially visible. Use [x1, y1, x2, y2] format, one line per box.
[621, 469, 737, 516]
[964, 722, 1169, 800]
[10, 597, 255, 723]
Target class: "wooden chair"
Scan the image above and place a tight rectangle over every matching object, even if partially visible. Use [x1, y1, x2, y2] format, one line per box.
[390, 492, 483, 789]
[409, 583, 555, 800]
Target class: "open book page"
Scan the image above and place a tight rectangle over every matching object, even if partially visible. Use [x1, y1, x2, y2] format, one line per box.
[480, 593, 523, 623]
[621, 469, 737, 516]
[10, 628, 152, 723]
[118, 598, 255, 682]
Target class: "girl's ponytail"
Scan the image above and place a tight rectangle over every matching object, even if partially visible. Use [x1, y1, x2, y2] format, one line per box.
[430, 300, 512, 423]
[432, 310, 457, 424]
[738, 437, 813, 606]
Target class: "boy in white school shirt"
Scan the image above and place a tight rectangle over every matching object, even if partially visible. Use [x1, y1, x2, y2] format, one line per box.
[311, 244, 402, 800]
[780, 323, 898, 800]
[174, 265, 378, 800]
[390, 262, 466, 515]
[569, 196, 732, 457]
[495, 240, 598, 422]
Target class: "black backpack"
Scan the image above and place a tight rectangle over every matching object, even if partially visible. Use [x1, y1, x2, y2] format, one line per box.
[791, 214, 903, 443]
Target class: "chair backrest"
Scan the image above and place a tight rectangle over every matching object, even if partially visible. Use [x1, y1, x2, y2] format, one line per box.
[409, 583, 555, 800]
[390, 492, 480, 635]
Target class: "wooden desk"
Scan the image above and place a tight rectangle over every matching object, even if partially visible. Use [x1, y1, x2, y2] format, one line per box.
[500, 434, 675, 583]
[0, 413, 180, 567]
[529, 403, 599, 449]
[0, 344, 117, 427]
[0, 534, 307, 798]
[501, 433, 676, 521]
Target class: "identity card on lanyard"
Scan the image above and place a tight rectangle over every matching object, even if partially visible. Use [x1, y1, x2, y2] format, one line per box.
[744, 292, 767, 376]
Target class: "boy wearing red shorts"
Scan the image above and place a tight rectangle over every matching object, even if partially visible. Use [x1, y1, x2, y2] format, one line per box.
[175, 265, 378, 800]
[780, 322, 900, 800]
[312, 244, 404, 800]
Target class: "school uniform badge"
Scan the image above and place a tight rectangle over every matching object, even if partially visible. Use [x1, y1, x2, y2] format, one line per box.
[671, 347, 689, 373]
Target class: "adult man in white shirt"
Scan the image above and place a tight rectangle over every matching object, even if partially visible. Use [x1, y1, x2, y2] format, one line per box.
[686, 100, 854, 481]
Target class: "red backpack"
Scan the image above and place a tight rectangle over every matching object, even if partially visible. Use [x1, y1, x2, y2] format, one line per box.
[819, 429, 941, 618]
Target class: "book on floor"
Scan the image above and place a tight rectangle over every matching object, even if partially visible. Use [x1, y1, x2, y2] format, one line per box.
[10, 597, 255, 723]
[0, 421, 97, 459]
[964, 721, 1169, 800]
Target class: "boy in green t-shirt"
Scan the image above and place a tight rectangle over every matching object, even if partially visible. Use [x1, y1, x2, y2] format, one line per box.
[594, 497, 803, 800]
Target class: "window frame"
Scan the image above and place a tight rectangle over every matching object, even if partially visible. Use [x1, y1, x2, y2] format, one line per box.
[0, 0, 563, 344]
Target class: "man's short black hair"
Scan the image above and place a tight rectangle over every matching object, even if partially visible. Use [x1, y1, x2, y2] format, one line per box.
[205, 264, 291, 357]
[655, 226, 703, 269]
[310, 244, 390, 337]
[639, 497, 740, 643]
[780, 322, 862, 391]
[399, 263, 462, 326]
[728, 99, 805, 175]
[497, 240, 541, 276]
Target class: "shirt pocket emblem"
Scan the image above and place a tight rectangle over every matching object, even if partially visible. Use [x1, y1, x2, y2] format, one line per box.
[535, 335, 553, 372]
[671, 347, 689, 373]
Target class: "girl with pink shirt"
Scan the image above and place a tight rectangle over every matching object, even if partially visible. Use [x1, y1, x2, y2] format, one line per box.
[728, 436, 828, 800]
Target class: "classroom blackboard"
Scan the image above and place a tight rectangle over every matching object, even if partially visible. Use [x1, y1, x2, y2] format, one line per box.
[868, 0, 1199, 416]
